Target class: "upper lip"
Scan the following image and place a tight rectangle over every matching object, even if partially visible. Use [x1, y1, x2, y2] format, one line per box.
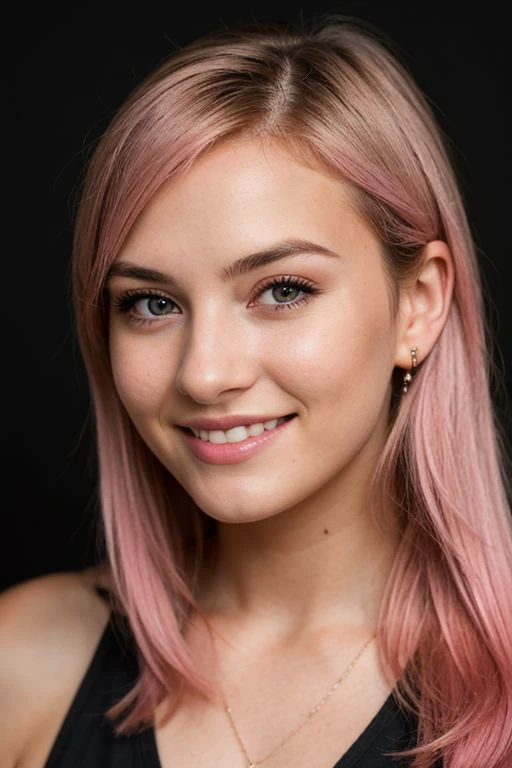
[177, 414, 295, 431]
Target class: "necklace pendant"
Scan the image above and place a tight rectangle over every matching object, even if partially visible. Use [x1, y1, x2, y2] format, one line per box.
[248, 764, 256, 767]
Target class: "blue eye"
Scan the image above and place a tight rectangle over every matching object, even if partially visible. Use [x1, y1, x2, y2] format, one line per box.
[254, 276, 319, 310]
[111, 290, 178, 324]
[111, 275, 320, 327]
[141, 296, 175, 316]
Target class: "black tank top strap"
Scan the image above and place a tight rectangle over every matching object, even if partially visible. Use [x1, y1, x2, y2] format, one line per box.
[43, 593, 155, 768]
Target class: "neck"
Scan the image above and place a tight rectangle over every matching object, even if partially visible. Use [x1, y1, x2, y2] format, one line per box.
[197, 481, 401, 640]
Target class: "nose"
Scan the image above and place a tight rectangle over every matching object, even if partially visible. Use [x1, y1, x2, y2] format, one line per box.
[174, 305, 258, 404]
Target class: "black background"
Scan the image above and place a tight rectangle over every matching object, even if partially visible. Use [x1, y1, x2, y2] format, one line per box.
[7, 1, 511, 591]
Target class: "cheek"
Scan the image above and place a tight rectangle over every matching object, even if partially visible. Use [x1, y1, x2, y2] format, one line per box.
[109, 337, 172, 420]
[270, 290, 394, 409]
[283, 317, 394, 489]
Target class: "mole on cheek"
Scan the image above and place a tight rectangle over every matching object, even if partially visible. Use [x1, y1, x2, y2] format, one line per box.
[324, 528, 329, 535]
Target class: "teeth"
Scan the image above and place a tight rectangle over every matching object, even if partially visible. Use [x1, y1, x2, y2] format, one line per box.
[208, 430, 227, 444]
[190, 416, 288, 443]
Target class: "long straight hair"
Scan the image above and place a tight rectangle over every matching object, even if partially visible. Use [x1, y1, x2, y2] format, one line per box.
[71, 16, 512, 768]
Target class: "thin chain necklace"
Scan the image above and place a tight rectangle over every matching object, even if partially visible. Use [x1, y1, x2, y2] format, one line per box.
[218, 631, 377, 768]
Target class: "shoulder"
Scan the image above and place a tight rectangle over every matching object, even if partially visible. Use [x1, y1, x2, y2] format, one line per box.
[0, 566, 112, 767]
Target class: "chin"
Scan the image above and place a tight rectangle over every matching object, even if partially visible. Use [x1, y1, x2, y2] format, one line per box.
[208, 510, 280, 525]
[190, 488, 295, 525]
[194, 500, 279, 525]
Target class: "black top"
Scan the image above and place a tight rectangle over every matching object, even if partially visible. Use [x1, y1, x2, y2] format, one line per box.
[44, 597, 420, 768]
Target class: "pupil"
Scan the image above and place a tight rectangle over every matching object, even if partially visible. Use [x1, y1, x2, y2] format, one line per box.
[275, 285, 298, 302]
[149, 297, 170, 314]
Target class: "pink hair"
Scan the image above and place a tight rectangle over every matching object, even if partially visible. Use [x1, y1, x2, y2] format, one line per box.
[72, 16, 512, 767]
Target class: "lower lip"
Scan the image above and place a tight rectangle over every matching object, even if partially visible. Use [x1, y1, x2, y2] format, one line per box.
[179, 416, 297, 465]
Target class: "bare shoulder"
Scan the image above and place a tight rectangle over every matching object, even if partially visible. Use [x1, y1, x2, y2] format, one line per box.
[0, 566, 112, 768]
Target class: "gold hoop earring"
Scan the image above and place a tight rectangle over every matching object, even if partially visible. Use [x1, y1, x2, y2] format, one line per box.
[402, 346, 418, 394]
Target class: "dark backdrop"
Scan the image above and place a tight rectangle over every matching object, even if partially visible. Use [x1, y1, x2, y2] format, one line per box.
[6, 1, 511, 591]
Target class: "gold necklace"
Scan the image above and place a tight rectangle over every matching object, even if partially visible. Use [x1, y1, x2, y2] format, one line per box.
[219, 631, 377, 768]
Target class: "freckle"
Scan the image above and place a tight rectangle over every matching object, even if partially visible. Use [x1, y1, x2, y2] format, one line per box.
[324, 528, 329, 535]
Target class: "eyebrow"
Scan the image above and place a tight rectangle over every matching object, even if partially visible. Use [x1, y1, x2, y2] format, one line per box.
[106, 238, 340, 285]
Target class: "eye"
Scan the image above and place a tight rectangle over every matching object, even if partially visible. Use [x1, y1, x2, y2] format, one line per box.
[110, 275, 321, 328]
[252, 275, 320, 311]
[111, 289, 178, 326]
[139, 296, 175, 316]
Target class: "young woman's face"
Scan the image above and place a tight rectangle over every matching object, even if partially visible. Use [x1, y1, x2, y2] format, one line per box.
[108, 138, 402, 523]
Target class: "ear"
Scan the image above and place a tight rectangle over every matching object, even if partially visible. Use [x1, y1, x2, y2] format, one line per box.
[394, 240, 455, 369]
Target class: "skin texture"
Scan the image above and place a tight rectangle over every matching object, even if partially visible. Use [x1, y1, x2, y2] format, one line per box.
[107, 136, 453, 638]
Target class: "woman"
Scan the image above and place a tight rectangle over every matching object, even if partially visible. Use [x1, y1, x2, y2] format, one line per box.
[2, 15, 511, 768]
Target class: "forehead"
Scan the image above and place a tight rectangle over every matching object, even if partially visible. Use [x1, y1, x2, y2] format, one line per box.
[117, 136, 381, 272]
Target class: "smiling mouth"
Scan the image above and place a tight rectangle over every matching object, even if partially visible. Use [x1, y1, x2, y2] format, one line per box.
[180, 413, 297, 443]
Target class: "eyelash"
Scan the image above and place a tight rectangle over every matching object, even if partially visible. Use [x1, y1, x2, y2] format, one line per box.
[111, 275, 320, 328]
